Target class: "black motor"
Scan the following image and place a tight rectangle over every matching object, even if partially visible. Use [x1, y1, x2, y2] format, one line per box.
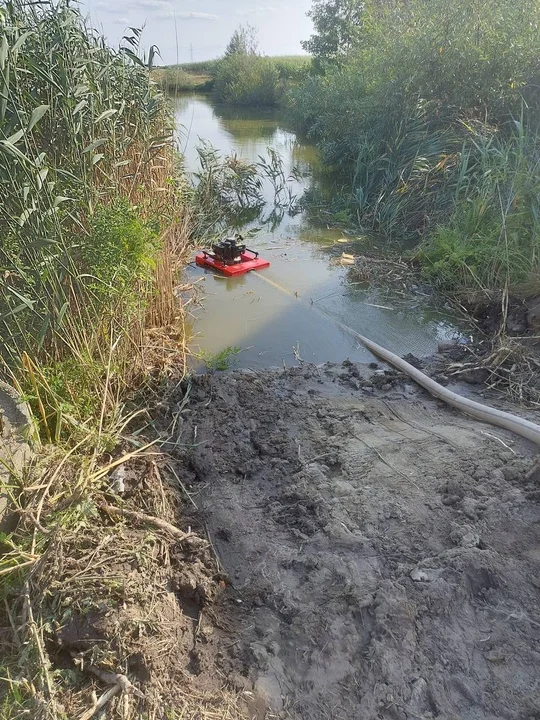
[211, 236, 246, 264]
[207, 235, 259, 265]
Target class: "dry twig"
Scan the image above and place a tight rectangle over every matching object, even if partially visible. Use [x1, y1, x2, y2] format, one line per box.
[99, 502, 193, 541]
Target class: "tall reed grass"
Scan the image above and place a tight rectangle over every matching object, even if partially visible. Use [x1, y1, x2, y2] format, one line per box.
[0, 0, 191, 438]
[418, 119, 540, 296]
[290, 0, 540, 297]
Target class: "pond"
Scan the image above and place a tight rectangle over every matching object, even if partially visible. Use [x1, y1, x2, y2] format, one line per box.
[173, 93, 463, 368]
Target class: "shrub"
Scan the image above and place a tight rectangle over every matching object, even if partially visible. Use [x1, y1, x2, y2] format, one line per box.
[214, 55, 280, 107]
[289, 0, 540, 277]
[80, 201, 158, 296]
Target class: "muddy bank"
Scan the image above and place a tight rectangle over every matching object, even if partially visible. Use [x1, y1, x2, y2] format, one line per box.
[166, 361, 540, 720]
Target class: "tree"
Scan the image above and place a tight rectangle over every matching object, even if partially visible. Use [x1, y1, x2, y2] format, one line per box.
[302, 0, 366, 70]
[224, 24, 259, 57]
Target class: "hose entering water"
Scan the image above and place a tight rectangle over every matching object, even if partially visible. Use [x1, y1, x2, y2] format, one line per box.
[252, 270, 540, 446]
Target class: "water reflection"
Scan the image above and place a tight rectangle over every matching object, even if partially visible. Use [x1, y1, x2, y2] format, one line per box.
[212, 103, 282, 141]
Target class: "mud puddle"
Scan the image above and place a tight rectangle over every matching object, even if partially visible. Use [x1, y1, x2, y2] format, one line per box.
[166, 362, 540, 720]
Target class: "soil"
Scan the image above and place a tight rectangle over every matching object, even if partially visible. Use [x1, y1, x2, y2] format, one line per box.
[163, 361, 540, 720]
[0, 381, 32, 533]
[35, 359, 540, 719]
[36, 454, 246, 719]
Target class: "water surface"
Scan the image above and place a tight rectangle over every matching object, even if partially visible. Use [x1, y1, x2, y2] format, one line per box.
[173, 94, 462, 368]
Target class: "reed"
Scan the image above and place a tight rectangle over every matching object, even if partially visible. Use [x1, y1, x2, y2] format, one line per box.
[0, 0, 194, 439]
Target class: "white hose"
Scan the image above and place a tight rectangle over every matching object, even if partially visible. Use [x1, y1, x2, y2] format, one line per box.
[252, 271, 540, 446]
[352, 329, 540, 446]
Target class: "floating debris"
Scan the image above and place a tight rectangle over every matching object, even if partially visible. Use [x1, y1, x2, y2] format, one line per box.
[340, 252, 356, 265]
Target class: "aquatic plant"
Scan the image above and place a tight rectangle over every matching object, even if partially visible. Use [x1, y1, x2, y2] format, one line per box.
[198, 345, 242, 371]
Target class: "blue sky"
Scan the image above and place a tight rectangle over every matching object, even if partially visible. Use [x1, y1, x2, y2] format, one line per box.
[79, 0, 314, 64]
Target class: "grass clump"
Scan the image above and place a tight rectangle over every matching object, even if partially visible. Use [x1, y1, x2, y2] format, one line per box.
[198, 345, 242, 371]
[214, 54, 310, 108]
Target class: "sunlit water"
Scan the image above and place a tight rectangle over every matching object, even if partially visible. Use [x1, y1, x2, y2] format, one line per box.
[173, 93, 462, 368]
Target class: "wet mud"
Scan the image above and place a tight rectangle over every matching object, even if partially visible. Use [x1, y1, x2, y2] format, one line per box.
[170, 362, 540, 720]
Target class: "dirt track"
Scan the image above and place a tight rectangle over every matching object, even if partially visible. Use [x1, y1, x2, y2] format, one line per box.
[172, 361, 540, 720]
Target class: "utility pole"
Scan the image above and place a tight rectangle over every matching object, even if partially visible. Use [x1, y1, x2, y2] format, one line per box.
[190, 43, 194, 62]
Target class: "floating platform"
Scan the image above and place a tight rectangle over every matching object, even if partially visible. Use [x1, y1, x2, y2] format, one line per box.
[195, 250, 270, 277]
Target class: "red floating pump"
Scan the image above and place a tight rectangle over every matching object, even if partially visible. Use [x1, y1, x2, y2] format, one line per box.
[195, 235, 270, 277]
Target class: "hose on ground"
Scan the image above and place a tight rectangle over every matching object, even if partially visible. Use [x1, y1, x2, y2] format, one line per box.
[251, 270, 540, 446]
[351, 328, 540, 446]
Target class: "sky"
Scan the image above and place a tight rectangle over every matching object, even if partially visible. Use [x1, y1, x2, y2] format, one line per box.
[79, 0, 314, 65]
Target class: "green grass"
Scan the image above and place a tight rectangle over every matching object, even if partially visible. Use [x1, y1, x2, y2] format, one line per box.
[153, 66, 215, 92]
[174, 59, 221, 75]
[264, 56, 312, 79]
[198, 345, 242, 371]
[415, 122, 540, 296]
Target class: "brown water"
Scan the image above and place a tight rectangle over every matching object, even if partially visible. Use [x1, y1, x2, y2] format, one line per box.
[173, 93, 463, 368]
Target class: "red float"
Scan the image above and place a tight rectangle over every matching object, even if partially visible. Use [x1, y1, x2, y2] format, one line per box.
[195, 249, 270, 277]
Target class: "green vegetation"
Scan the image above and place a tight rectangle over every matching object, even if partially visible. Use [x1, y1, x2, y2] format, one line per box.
[156, 54, 311, 104]
[0, 2, 199, 716]
[174, 59, 222, 75]
[214, 55, 310, 108]
[290, 0, 540, 297]
[198, 345, 242, 371]
[224, 23, 259, 58]
[417, 122, 540, 295]
[153, 65, 216, 92]
[0, 0, 189, 410]
[302, 0, 364, 70]
[155, 24, 311, 107]
[214, 54, 280, 107]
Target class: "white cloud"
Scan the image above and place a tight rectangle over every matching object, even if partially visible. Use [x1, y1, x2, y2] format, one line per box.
[175, 11, 218, 20]
[235, 6, 278, 16]
[124, 0, 218, 19]
[80, 0, 313, 63]
[133, 0, 171, 10]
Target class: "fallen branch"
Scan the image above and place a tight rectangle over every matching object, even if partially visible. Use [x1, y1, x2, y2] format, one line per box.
[78, 685, 122, 720]
[75, 659, 145, 720]
[99, 502, 192, 541]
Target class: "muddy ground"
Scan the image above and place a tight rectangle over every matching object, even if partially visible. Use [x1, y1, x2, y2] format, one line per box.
[164, 361, 540, 720]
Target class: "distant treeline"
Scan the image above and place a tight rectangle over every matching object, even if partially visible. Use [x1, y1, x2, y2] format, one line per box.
[154, 54, 311, 107]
